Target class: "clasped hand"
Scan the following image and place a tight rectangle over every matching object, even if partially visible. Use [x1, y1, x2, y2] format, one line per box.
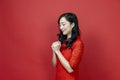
[51, 41, 61, 53]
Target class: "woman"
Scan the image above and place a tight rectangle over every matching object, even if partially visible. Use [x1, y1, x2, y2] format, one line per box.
[51, 13, 84, 80]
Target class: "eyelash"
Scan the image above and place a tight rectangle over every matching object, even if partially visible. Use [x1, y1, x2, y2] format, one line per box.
[63, 24, 65, 26]
[59, 24, 65, 26]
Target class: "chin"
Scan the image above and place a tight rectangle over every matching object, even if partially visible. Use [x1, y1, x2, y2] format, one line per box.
[63, 32, 67, 35]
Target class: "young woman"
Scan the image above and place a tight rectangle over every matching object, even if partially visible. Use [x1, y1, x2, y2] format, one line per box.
[51, 13, 84, 80]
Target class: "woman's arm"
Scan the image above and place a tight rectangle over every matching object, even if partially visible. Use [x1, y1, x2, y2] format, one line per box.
[52, 41, 83, 73]
[55, 50, 74, 73]
[51, 41, 73, 73]
[52, 51, 57, 67]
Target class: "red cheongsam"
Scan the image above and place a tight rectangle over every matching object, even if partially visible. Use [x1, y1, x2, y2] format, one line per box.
[56, 36, 84, 80]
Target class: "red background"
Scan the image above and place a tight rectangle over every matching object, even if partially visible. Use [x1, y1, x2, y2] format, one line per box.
[0, 0, 120, 80]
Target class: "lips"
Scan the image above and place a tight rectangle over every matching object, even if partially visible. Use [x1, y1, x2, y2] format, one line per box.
[61, 29, 65, 32]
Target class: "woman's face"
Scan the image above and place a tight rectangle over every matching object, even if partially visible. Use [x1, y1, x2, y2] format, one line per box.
[59, 17, 74, 36]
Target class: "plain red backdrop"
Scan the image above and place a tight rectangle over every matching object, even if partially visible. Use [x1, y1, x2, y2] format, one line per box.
[0, 0, 120, 80]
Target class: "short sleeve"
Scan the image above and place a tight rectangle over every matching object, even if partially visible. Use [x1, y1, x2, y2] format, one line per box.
[69, 41, 84, 69]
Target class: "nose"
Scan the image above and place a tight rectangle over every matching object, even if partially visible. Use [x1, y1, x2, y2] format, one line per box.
[60, 25, 64, 30]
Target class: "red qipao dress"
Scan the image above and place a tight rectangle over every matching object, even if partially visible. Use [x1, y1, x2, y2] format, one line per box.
[56, 36, 84, 80]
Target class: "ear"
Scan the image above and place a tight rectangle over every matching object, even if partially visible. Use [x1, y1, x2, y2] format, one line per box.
[71, 22, 75, 28]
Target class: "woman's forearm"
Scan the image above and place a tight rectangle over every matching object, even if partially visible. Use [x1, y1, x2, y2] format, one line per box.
[55, 50, 73, 73]
[52, 52, 57, 67]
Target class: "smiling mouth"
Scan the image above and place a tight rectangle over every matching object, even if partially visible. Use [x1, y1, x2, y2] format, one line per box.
[61, 29, 65, 32]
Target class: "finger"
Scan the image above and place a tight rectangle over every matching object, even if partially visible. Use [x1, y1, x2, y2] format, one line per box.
[58, 41, 61, 44]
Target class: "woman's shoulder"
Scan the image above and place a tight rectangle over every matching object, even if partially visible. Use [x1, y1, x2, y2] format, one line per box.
[72, 36, 83, 48]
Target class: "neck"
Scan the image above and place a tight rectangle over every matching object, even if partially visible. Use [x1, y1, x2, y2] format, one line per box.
[67, 33, 72, 39]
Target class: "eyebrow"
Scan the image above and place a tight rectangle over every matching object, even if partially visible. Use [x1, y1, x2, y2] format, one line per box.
[60, 22, 66, 24]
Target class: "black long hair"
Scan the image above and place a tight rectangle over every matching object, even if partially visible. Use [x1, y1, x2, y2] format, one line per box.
[57, 12, 80, 48]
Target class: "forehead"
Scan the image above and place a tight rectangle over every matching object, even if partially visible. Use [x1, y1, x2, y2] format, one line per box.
[59, 17, 69, 24]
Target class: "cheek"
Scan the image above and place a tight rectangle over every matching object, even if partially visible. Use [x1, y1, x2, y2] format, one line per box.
[65, 24, 70, 29]
[65, 26, 72, 33]
[66, 25, 72, 31]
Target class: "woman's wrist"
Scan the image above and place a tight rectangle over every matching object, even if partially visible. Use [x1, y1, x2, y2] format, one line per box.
[55, 50, 60, 55]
